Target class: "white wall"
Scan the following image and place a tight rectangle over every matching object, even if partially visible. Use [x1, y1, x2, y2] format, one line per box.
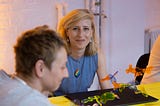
[0, 0, 84, 73]
[145, 0, 160, 29]
[103, 0, 160, 83]
[104, 0, 145, 83]
[0, 0, 160, 84]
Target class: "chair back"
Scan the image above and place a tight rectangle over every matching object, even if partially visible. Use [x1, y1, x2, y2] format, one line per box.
[135, 53, 150, 85]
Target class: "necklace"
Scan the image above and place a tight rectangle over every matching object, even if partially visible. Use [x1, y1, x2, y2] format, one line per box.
[73, 56, 85, 78]
[74, 69, 80, 78]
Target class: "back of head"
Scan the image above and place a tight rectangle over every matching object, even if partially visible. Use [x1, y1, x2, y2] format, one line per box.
[14, 25, 66, 78]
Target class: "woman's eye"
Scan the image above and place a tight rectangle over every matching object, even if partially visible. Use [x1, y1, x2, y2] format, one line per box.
[84, 27, 89, 31]
[72, 27, 78, 30]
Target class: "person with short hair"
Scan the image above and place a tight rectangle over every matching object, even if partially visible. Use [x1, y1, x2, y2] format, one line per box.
[0, 25, 68, 106]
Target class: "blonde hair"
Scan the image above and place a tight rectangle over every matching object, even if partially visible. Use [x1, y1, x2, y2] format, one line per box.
[57, 9, 98, 56]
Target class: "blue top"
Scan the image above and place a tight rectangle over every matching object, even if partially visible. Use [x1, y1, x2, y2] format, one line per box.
[54, 54, 98, 96]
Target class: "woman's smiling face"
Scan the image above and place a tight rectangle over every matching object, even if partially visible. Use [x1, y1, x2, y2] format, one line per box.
[67, 19, 92, 50]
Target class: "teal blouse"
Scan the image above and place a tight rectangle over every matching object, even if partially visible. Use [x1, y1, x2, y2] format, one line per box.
[54, 54, 98, 96]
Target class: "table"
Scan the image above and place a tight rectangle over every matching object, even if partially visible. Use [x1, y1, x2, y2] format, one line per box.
[132, 82, 160, 106]
[49, 82, 160, 106]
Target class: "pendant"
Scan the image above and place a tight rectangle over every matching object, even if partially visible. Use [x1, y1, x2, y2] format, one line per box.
[74, 69, 80, 78]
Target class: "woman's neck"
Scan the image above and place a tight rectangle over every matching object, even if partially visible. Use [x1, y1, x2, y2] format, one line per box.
[70, 48, 85, 59]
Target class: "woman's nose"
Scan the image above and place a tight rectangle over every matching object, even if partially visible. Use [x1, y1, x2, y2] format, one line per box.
[77, 28, 84, 37]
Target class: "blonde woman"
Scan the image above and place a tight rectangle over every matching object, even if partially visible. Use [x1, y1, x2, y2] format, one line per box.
[55, 9, 111, 96]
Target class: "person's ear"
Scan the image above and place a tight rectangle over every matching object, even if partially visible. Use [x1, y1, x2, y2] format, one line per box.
[35, 60, 45, 78]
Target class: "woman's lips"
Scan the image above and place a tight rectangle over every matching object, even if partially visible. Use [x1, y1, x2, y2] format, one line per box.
[76, 39, 85, 41]
[76, 39, 85, 43]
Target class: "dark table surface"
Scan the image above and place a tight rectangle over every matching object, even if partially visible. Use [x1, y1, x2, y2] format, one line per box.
[65, 87, 158, 106]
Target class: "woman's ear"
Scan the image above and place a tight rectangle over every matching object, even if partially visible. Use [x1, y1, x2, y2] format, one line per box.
[35, 60, 45, 78]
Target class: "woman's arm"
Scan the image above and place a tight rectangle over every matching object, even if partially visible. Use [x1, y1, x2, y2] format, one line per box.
[97, 49, 112, 89]
[141, 36, 160, 84]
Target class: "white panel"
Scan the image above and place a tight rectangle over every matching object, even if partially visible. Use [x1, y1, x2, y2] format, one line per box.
[145, 27, 160, 53]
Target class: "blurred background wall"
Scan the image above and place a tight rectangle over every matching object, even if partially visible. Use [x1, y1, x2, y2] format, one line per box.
[0, 0, 160, 84]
